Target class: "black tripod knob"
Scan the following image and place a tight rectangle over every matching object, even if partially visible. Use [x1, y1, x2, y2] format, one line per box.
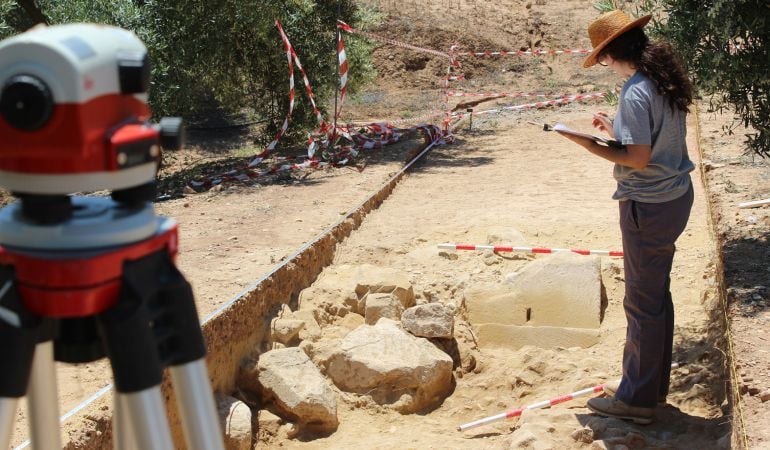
[0, 74, 54, 131]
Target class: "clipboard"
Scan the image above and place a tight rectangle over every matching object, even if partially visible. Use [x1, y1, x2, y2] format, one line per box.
[528, 121, 625, 149]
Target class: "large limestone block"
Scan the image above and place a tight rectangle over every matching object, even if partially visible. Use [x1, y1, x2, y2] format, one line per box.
[475, 323, 600, 350]
[401, 302, 454, 339]
[466, 252, 603, 329]
[326, 319, 453, 413]
[256, 347, 338, 433]
[298, 264, 414, 315]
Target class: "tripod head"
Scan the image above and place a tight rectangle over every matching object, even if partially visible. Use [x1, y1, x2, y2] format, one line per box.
[0, 24, 182, 220]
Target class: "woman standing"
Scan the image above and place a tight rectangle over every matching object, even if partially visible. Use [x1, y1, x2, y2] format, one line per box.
[557, 10, 695, 424]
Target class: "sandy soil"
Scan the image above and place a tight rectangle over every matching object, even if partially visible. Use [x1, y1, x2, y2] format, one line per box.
[7, 0, 769, 448]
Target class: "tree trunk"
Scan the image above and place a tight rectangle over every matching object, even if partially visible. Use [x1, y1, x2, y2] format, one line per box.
[15, 0, 48, 26]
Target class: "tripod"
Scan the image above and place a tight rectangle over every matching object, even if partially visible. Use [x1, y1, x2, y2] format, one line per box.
[0, 194, 224, 449]
[0, 22, 224, 449]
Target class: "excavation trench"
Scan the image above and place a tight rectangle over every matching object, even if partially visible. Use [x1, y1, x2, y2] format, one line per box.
[60, 130, 438, 449]
[62, 110, 731, 449]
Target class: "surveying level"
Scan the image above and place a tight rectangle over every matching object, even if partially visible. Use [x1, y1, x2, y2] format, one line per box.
[0, 24, 223, 449]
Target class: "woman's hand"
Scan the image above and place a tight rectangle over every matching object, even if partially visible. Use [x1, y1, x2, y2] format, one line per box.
[591, 112, 615, 138]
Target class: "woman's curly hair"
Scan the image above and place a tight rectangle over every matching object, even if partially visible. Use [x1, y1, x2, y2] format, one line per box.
[601, 27, 693, 113]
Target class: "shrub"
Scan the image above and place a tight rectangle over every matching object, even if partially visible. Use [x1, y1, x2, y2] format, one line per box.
[639, 0, 769, 157]
[0, 1, 379, 138]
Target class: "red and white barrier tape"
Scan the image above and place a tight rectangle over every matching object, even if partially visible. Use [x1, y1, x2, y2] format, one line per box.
[444, 45, 460, 132]
[447, 91, 572, 99]
[344, 111, 447, 128]
[438, 243, 623, 257]
[336, 24, 349, 120]
[249, 20, 296, 168]
[457, 363, 680, 431]
[288, 41, 329, 158]
[455, 49, 591, 57]
[192, 123, 445, 190]
[450, 92, 606, 120]
[250, 20, 329, 167]
[337, 20, 451, 59]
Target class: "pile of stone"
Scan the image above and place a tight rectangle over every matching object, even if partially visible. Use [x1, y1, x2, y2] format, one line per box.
[230, 264, 458, 445]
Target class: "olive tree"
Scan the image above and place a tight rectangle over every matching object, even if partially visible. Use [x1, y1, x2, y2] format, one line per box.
[639, 0, 769, 157]
[0, 0, 378, 135]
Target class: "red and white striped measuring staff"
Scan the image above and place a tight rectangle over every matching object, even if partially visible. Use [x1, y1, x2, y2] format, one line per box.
[455, 49, 591, 57]
[457, 363, 680, 431]
[438, 243, 623, 257]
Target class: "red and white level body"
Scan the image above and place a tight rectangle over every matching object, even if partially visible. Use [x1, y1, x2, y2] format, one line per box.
[0, 24, 161, 194]
[438, 243, 623, 257]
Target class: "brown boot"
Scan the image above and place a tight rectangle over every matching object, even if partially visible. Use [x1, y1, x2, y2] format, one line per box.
[602, 380, 667, 404]
[587, 396, 655, 425]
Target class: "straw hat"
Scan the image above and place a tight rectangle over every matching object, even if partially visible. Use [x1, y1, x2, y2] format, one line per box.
[583, 10, 651, 68]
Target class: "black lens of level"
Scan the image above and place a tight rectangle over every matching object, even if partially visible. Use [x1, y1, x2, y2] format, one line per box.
[0, 74, 54, 131]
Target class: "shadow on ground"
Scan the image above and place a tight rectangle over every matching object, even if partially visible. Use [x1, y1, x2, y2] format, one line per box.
[155, 129, 447, 200]
[722, 228, 770, 318]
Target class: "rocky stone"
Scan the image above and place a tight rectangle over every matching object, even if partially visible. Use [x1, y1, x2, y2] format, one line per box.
[337, 312, 365, 331]
[299, 337, 341, 373]
[256, 347, 338, 433]
[401, 302, 454, 338]
[570, 427, 594, 444]
[486, 226, 529, 254]
[289, 309, 322, 341]
[364, 293, 404, 325]
[216, 395, 252, 450]
[326, 319, 453, 413]
[271, 318, 305, 345]
[760, 390, 770, 402]
[256, 409, 282, 440]
[508, 426, 552, 449]
[298, 264, 414, 315]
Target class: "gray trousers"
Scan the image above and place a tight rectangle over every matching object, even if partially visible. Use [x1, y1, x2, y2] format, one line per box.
[615, 183, 694, 408]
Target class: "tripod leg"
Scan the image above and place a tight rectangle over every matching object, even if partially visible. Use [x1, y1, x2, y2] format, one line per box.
[121, 388, 173, 450]
[170, 360, 224, 450]
[0, 268, 41, 449]
[27, 341, 61, 449]
[0, 398, 19, 449]
[113, 393, 138, 450]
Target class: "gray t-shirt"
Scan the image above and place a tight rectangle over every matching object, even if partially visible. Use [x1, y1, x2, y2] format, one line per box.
[612, 71, 694, 203]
